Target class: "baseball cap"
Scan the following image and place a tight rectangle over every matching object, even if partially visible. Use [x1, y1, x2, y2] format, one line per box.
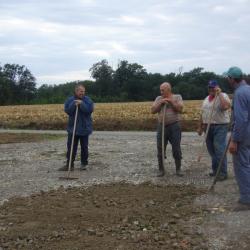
[223, 66, 243, 78]
[208, 80, 218, 88]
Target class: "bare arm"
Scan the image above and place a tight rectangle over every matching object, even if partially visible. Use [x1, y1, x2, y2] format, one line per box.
[151, 98, 163, 114]
[218, 93, 231, 110]
[166, 96, 183, 113]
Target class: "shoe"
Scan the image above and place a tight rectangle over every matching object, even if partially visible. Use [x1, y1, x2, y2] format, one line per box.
[209, 172, 215, 177]
[157, 170, 165, 177]
[176, 170, 184, 177]
[80, 163, 87, 171]
[216, 175, 228, 181]
[233, 203, 250, 212]
[238, 200, 250, 205]
[58, 162, 74, 171]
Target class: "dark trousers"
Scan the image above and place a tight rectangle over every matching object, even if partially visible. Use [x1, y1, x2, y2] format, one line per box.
[67, 133, 89, 165]
[157, 122, 182, 168]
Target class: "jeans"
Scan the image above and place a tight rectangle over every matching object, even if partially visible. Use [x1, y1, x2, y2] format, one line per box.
[206, 124, 228, 176]
[157, 122, 182, 168]
[67, 133, 89, 165]
[233, 143, 250, 204]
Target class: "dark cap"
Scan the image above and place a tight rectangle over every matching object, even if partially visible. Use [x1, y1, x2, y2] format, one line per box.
[208, 80, 218, 88]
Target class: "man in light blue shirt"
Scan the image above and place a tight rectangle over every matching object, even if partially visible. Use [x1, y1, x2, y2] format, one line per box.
[224, 66, 250, 210]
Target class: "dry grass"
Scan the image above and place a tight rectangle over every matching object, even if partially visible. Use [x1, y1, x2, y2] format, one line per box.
[0, 101, 202, 131]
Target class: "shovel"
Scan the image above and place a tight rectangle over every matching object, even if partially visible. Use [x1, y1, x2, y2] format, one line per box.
[59, 105, 79, 180]
[162, 104, 167, 171]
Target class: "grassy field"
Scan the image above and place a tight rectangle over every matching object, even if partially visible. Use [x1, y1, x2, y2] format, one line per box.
[0, 101, 202, 131]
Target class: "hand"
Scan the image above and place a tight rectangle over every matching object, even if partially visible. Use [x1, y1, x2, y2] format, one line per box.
[161, 98, 172, 104]
[215, 87, 221, 95]
[75, 100, 82, 106]
[229, 141, 238, 154]
[197, 128, 203, 136]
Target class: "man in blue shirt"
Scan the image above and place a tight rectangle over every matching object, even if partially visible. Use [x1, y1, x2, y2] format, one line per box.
[224, 66, 250, 210]
[59, 84, 94, 171]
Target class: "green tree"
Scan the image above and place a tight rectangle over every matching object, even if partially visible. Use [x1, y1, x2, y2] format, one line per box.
[89, 59, 114, 96]
[0, 64, 36, 104]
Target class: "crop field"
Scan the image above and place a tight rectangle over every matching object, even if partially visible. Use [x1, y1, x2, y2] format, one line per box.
[0, 101, 202, 131]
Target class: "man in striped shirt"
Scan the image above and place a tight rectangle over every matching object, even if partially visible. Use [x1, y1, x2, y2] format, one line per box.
[151, 82, 184, 177]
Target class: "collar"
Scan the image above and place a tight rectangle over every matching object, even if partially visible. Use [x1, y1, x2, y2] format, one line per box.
[235, 80, 247, 90]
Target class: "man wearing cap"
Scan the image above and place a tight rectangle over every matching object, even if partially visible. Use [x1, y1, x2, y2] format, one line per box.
[224, 66, 250, 209]
[198, 80, 231, 181]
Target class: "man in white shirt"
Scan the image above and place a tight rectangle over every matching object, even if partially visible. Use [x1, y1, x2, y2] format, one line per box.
[198, 80, 231, 181]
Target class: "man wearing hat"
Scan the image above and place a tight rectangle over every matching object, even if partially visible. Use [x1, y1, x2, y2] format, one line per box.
[224, 66, 250, 209]
[198, 80, 231, 181]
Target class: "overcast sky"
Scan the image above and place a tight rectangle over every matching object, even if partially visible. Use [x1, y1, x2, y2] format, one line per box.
[0, 0, 249, 86]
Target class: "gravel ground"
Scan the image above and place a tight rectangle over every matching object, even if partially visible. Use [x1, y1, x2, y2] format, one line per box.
[0, 130, 250, 249]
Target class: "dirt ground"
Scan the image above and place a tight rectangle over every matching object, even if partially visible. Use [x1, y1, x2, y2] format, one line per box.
[0, 130, 250, 250]
[0, 133, 63, 144]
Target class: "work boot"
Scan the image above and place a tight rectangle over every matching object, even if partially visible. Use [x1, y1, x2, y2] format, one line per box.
[58, 161, 74, 171]
[157, 158, 165, 177]
[157, 169, 165, 177]
[233, 202, 250, 212]
[216, 175, 228, 181]
[209, 172, 215, 177]
[175, 159, 183, 177]
[80, 163, 88, 171]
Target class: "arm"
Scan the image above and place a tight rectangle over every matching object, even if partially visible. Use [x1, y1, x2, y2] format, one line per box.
[79, 96, 94, 114]
[231, 92, 248, 143]
[151, 97, 163, 114]
[218, 92, 231, 110]
[197, 113, 204, 136]
[168, 95, 183, 113]
[64, 97, 76, 115]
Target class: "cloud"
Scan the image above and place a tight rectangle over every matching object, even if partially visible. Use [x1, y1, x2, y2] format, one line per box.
[37, 69, 91, 85]
[0, 0, 249, 85]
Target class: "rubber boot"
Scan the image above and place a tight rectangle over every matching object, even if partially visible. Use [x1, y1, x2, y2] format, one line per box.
[175, 159, 183, 177]
[157, 158, 165, 177]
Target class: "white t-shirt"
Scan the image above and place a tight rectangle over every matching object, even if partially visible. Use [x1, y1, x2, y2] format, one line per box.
[201, 93, 230, 124]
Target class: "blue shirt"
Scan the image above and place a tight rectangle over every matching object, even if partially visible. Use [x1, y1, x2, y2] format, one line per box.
[232, 81, 250, 144]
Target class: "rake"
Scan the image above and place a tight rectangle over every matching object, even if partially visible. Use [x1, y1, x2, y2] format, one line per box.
[59, 105, 79, 180]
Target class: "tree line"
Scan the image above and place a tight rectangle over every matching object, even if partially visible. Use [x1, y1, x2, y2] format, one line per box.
[1, 60, 249, 105]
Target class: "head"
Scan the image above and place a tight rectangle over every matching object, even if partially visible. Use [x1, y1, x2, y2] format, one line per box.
[207, 80, 218, 96]
[223, 66, 243, 89]
[75, 84, 85, 99]
[160, 82, 172, 97]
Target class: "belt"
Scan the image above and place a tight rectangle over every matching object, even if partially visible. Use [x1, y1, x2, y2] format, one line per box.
[204, 123, 228, 126]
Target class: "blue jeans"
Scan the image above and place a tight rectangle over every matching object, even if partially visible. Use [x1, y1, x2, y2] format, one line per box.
[206, 124, 228, 176]
[67, 133, 89, 165]
[233, 143, 250, 204]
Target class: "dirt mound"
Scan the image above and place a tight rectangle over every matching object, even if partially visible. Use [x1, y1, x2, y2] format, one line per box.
[0, 183, 207, 250]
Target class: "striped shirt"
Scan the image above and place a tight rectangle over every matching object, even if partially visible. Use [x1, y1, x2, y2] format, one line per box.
[154, 95, 183, 125]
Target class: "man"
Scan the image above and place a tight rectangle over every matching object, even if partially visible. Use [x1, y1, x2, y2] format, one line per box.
[198, 80, 231, 181]
[224, 66, 250, 209]
[59, 84, 94, 171]
[151, 82, 183, 177]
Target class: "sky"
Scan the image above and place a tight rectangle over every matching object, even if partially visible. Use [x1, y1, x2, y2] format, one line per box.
[0, 0, 250, 86]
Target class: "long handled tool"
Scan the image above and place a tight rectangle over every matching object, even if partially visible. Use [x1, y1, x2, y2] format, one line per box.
[197, 93, 218, 162]
[59, 105, 79, 180]
[209, 137, 231, 191]
[162, 104, 167, 171]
